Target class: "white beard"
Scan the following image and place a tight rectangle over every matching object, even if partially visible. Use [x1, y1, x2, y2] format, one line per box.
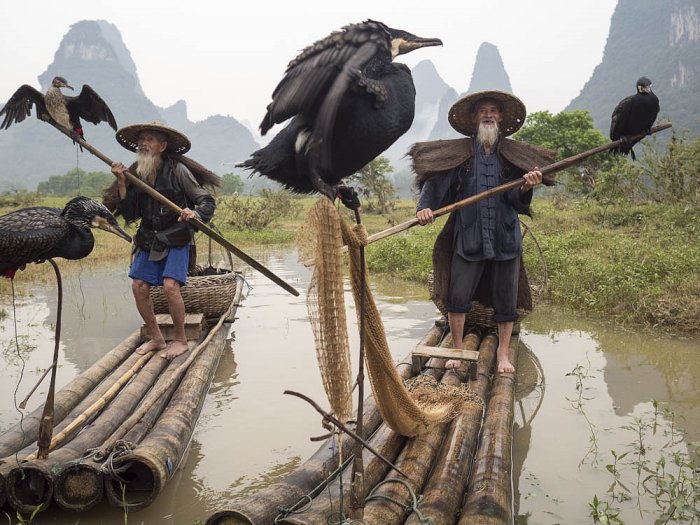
[477, 122, 499, 151]
[136, 150, 162, 185]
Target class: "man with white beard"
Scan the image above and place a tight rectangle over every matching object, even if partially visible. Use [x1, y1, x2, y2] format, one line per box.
[412, 91, 554, 373]
[111, 122, 216, 360]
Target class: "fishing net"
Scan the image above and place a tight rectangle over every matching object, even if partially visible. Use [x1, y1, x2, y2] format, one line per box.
[300, 198, 480, 437]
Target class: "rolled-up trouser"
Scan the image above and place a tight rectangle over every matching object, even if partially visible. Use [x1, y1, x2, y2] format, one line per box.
[446, 256, 519, 323]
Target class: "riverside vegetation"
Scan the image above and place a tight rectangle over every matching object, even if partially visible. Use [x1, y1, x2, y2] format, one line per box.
[1, 115, 698, 334]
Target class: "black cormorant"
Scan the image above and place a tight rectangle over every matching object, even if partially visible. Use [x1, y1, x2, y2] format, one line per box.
[610, 76, 660, 160]
[238, 20, 442, 201]
[0, 196, 131, 279]
[0, 76, 117, 140]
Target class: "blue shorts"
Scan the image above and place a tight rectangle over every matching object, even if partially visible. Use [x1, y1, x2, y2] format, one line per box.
[129, 246, 190, 286]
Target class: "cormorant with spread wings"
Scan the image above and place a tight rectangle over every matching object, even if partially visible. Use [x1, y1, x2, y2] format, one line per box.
[239, 20, 441, 203]
[610, 76, 660, 160]
[0, 76, 117, 141]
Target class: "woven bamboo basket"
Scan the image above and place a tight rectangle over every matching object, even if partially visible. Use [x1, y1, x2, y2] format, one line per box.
[150, 269, 239, 319]
[149, 224, 240, 319]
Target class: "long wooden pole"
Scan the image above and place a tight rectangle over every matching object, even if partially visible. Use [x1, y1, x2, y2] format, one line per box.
[49, 121, 299, 296]
[357, 123, 673, 248]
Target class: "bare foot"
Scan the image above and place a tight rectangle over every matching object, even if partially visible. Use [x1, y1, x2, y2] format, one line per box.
[497, 357, 515, 374]
[445, 359, 462, 369]
[160, 340, 189, 360]
[136, 339, 167, 355]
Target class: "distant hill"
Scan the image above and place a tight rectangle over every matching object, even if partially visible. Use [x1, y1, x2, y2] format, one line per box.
[427, 41, 513, 141]
[566, 0, 700, 140]
[0, 20, 259, 192]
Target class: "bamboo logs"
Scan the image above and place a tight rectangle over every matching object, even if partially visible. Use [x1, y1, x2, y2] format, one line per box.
[404, 333, 497, 525]
[0, 331, 140, 458]
[208, 325, 522, 525]
[361, 333, 480, 525]
[206, 325, 443, 525]
[5, 350, 169, 513]
[459, 336, 519, 525]
[104, 326, 228, 510]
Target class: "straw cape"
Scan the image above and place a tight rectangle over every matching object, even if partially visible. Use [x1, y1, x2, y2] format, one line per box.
[115, 121, 191, 154]
[448, 90, 526, 137]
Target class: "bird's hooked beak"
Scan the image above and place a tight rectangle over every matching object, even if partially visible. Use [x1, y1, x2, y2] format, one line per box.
[638, 84, 652, 94]
[393, 36, 443, 58]
[91, 216, 132, 243]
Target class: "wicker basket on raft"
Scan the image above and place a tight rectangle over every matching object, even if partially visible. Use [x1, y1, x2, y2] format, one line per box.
[149, 231, 239, 319]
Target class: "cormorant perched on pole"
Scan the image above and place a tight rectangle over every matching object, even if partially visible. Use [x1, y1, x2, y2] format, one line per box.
[238, 20, 442, 202]
[610, 76, 660, 160]
[0, 196, 131, 279]
[0, 76, 117, 141]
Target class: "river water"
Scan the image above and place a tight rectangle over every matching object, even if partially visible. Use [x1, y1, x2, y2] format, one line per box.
[0, 246, 697, 524]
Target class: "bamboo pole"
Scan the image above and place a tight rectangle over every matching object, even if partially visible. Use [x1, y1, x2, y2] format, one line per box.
[301, 122, 674, 265]
[365, 123, 672, 247]
[46, 120, 299, 297]
[25, 352, 157, 460]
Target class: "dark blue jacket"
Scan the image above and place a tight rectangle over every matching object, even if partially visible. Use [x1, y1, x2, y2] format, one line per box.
[416, 142, 532, 261]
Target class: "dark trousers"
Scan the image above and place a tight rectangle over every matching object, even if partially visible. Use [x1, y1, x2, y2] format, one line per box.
[446, 256, 519, 323]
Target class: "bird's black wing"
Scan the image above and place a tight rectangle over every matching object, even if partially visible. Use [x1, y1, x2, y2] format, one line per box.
[310, 42, 382, 178]
[0, 85, 48, 130]
[260, 21, 390, 135]
[610, 94, 633, 140]
[67, 85, 118, 130]
[0, 207, 67, 267]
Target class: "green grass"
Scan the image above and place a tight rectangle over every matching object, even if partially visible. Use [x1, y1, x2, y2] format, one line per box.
[363, 198, 700, 334]
[2, 195, 698, 334]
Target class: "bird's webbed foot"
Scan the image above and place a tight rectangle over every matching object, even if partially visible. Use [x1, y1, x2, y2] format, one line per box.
[335, 185, 361, 210]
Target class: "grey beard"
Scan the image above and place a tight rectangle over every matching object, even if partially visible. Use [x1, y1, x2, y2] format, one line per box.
[136, 151, 162, 185]
[477, 122, 499, 151]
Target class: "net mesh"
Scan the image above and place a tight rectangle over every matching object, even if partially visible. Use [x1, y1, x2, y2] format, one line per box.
[301, 199, 480, 437]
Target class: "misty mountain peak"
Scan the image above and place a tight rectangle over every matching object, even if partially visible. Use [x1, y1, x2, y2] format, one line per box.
[467, 41, 512, 94]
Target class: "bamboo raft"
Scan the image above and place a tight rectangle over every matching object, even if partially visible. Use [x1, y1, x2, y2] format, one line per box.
[208, 316, 521, 525]
[0, 270, 245, 514]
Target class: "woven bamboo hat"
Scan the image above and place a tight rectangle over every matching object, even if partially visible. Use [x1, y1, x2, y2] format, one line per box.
[448, 90, 526, 137]
[116, 121, 191, 154]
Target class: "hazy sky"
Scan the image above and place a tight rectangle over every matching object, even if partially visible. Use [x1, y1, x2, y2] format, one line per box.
[1, 0, 618, 130]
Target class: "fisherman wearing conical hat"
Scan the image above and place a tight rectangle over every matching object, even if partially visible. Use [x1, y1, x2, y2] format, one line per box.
[110, 122, 217, 360]
[412, 91, 555, 373]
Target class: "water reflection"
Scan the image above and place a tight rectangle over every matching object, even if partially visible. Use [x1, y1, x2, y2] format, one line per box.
[0, 247, 698, 524]
[517, 306, 700, 524]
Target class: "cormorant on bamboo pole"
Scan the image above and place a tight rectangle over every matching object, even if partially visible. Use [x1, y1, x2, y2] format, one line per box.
[0, 76, 117, 141]
[238, 20, 442, 205]
[610, 76, 660, 160]
[0, 196, 131, 279]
